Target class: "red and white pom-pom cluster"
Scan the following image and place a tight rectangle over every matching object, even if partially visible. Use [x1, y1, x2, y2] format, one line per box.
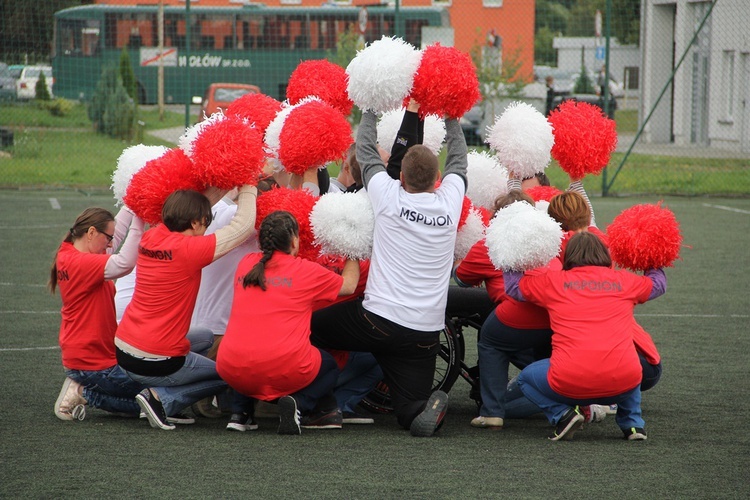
[548, 100, 618, 180]
[225, 93, 283, 135]
[465, 151, 508, 211]
[123, 148, 205, 226]
[112, 145, 169, 206]
[525, 185, 563, 203]
[607, 202, 682, 271]
[287, 60, 353, 116]
[376, 108, 446, 156]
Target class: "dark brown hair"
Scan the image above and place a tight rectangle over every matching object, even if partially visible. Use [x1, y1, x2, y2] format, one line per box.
[243, 211, 299, 290]
[563, 231, 612, 270]
[548, 191, 590, 231]
[522, 172, 550, 186]
[402, 144, 438, 192]
[161, 190, 213, 232]
[48, 207, 114, 293]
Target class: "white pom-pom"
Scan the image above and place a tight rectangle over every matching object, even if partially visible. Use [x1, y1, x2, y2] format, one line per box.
[310, 190, 374, 260]
[346, 36, 423, 113]
[485, 101, 554, 179]
[485, 201, 562, 271]
[455, 207, 486, 260]
[466, 151, 508, 210]
[376, 108, 445, 156]
[111, 144, 169, 205]
[178, 112, 225, 157]
[263, 101, 296, 162]
[535, 200, 550, 214]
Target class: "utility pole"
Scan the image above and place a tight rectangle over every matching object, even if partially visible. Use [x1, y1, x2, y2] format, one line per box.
[158, 0, 164, 121]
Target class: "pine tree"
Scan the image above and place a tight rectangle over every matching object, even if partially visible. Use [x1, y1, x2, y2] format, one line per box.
[35, 71, 51, 101]
[119, 47, 138, 101]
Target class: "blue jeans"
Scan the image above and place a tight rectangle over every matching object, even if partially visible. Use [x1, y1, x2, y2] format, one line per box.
[334, 352, 383, 413]
[124, 351, 227, 417]
[477, 311, 552, 418]
[292, 349, 341, 414]
[66, 365, 143, 415]
[517, 358, 645, 430]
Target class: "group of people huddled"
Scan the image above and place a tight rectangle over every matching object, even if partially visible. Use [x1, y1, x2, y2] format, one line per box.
[49, 44, 669, 442]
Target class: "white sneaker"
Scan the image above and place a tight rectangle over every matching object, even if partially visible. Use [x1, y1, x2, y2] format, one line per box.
[470, 416, 504, 428]
[586, 405, 609, 423]
[54, 378, 86, 421]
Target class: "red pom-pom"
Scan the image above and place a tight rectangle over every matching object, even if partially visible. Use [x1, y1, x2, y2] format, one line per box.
[526, 185, 563, 203]
[607, 202, 683, 271]
[225, 93, 282, 135]
[457, 196, 472, 229]
[411, 44, 480, 119]
[278, 100, 353, 176]
[287, 60, 353, 116]
[476, 206, 492, 226]
[191, 116, 267, 190]
[124, 149, 204, 225]
[548, 100, 618, 180]
[255, 186, 320, 261]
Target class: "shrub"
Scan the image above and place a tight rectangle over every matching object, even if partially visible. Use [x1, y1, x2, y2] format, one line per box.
[119, 47, 138, 101]
[35, 71, 52, 101]
[39, 98, 74, 117]
[88, 65, 136, 140]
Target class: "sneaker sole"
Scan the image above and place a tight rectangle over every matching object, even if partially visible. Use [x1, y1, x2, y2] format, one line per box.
[136, 393, 176, 431]
[54, 378, 86, 422]
[549, 413, 584, 441]
[410, 391, 448, 438]
[342, 418, 374, 425]
[301, 424, 343, 429]
[277, 397, 301, 435]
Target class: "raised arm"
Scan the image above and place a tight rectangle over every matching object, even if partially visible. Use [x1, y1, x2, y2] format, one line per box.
[443, 117, 468, 188]
[104, 214, 145, 280]
[645, 268, 667, 300]
[338, 259, 361, 296]
[213, 184, 258, 261]
[386, 99, 422, 180]
[568, 179, 596, 227]
[358, 111, 387, 189]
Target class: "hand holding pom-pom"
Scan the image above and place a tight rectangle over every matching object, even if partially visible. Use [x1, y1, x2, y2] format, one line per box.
[310, 190, 374, 260]
[607, 202, 683, 271]
[346, 36, 423, 113]
[112, 145, 169, 206]
[287, 60, 353, 116]
[377, 108, 446, 156]
[485, 201, 563, 271]
[486, 101, 554, 180]
[548, 100, 617, 180]
[410, 44, 480, 119]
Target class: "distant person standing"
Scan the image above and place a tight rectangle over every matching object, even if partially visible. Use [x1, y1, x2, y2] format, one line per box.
[596, 65, 617, 119]
[545, 76, 557, 117]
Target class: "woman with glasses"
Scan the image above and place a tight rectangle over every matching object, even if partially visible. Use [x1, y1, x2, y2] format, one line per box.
[115, 186, 258, 431]
[49, 206, 145, 421]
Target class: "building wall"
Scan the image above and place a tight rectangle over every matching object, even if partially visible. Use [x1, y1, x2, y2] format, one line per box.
[94, 0, 536, 82]
[554, 37, 640, 90]
[641, 0, 750, 151]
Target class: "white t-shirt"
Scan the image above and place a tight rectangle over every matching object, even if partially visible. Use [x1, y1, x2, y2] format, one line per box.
[114, 267, 136, 323]
[363, 171, 465, 331]
[190, 198, 259, 335]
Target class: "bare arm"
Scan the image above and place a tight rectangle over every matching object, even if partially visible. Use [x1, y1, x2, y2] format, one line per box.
[338, 259, 360, 296]
[213, 185, 258, 261]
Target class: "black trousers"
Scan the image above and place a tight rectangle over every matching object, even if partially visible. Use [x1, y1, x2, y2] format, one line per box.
[311, 299, 440, 429]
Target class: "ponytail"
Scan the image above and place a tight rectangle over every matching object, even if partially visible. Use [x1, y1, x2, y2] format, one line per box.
[241, 211, 299, 290]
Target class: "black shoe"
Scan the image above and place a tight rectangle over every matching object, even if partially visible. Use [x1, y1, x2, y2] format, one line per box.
[410, 391, 448, 437]
[342, 411, 374, 425]
[301, 408, 343, 429]
[167, 412, 195, 425]
[277, 396, 301, 435]
[549, 406, 584, 441]
[226, 412, 259, 432]
[624, 427, 648, 441]
[136, 389, 175, 431]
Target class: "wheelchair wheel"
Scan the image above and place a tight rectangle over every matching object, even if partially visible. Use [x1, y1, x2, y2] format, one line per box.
[359, 316, 464, 414]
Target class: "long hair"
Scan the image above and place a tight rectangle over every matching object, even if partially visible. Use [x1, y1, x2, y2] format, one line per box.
[242, 211, 299, 290]
[563, 231, 612, 270]
[48, 207, 114, 293]
[162, 190, 213, 232]
[548, 191, 590, 231]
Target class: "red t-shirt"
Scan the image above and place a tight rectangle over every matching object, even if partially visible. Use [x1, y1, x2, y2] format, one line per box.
[217, 251, 343, 400]
[519, 265, 653, 398]
[633, 321, 660, 365]
[116, 224, 215, 357]
[313, 254, 370, 308]
[56, 242, 117, 370]
[495, 259, 562, 330]
[454, 240, 505, 304]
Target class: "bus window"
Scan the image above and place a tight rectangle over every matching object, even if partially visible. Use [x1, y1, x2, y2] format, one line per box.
[198, 15, 232, 49]
[59, 19, 100, 57]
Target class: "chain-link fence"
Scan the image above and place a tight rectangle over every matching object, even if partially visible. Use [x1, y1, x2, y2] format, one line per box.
[1, 0, 748, 195]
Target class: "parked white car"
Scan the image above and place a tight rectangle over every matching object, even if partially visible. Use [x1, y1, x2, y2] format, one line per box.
[16, 66, 54, 100]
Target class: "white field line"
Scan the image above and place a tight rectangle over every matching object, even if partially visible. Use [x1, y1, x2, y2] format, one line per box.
[49, 198, 61, 210]
[702, 203, 750, 215]
[0, 225, 63, 229]
[0, 346, 60, 352]
[0, 283, 46, 287]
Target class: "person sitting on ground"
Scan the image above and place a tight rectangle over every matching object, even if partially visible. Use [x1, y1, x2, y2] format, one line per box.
[50, 206, 145, 421]
[504, 231, 667, 441]
[115, 186, 257, 431]
[216, 210, 360, 435]
[311, 99, 468, 437]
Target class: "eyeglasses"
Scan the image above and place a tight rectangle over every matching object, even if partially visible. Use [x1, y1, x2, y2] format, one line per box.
[99, 229, 114, 243]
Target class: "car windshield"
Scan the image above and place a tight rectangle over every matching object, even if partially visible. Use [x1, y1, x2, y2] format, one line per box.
[25, 68, 52, 78]
[214, 88, 254, 102]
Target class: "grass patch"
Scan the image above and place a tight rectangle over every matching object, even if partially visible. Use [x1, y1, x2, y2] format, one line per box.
[615, 108, 638, 133]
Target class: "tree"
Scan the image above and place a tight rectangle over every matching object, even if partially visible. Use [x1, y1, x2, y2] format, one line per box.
[88, 65, 135, 140]
[119, 47, 138, 101]
[35, 71, 51, 101]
